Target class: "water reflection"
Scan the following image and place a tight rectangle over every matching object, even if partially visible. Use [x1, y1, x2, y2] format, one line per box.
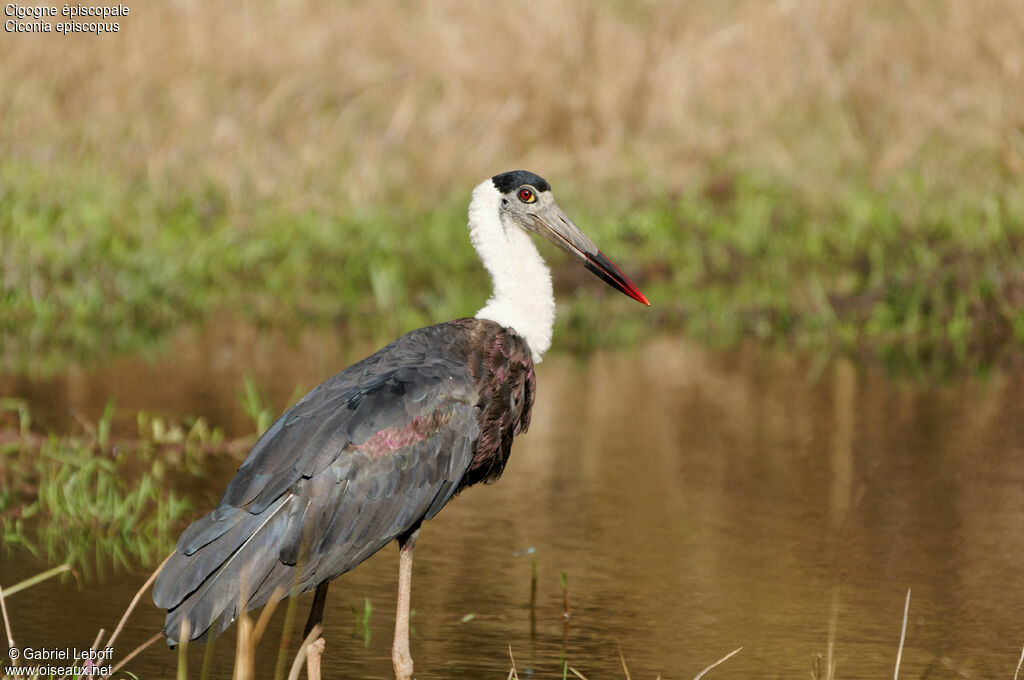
[2, 333, 1023, 678]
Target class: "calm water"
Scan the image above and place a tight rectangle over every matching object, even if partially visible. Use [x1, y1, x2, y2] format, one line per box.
[2, 329, 1023, 679]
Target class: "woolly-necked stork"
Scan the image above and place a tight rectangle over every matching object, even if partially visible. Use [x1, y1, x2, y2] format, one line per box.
[153, 170, 649, 679]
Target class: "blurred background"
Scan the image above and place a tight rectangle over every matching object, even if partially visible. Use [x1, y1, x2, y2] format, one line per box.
[2, 0, 1022, 371]
[2, 1, 1024, 678]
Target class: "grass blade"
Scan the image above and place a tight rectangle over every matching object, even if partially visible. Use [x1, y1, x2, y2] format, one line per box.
[0, 585, 13, 649]
[894, 589, 910, 680]
[286, 625, 322, 680]
[0, 564, 71, 598]
[106, 555, 170, 652]
[693, 647, 742, 680]
[177, 621, 190, 680]
[617, 645, 632, 680]
[104, 633, 163, 679]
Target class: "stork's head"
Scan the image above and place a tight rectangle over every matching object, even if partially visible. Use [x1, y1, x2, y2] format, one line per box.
[470, 170, 648, 361]
[487, 170, 649, 306]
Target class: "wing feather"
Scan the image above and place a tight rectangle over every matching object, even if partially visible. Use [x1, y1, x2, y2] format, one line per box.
[154, 324, 482, 643]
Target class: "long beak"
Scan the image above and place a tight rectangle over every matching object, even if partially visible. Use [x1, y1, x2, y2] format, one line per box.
[526, 204, 650, 306]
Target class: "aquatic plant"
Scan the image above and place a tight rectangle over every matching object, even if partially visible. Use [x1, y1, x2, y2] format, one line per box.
[0, 400, 242, 577]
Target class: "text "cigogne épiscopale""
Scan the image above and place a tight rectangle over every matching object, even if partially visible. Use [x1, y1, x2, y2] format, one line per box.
[4, 3, 129, 35]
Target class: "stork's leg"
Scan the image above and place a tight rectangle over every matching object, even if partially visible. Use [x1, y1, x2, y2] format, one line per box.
[392, 529, 419, 680]
[304, 582, 330, 680]
[304, 581, 330, 637]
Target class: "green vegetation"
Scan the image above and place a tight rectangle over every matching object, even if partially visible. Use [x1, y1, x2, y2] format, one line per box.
[0, 398, 250, 576]
[2, 166, 1021, 372]
[1, 0, 1022, 373]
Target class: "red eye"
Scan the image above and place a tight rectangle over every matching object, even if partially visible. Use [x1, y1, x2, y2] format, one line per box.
[517, 188, 536, 203]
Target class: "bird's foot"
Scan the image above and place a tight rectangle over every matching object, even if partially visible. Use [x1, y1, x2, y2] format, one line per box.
[305, 636, 325, 680]
[392, 647, 414, 680]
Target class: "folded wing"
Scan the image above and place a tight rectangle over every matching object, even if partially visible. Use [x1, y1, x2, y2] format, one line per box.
[153, 327, 480, 643]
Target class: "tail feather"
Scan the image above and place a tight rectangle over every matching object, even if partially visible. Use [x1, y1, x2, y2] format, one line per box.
[155, 495, 300, 644]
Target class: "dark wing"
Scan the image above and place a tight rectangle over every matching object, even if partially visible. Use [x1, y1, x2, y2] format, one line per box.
[153, 330, 479, 643]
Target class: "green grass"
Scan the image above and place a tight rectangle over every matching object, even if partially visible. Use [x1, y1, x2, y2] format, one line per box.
[2, 162, 1022, 374]
[0, 398, 233, 576]
[3, 0, 1023, 373]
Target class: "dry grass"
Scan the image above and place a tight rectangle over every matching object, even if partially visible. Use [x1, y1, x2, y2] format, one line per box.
[2, 0, 1021, 207]
[2, 0, 1023, 368]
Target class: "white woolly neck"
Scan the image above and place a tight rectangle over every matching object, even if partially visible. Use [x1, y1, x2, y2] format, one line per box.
[469, 178, 555, 363]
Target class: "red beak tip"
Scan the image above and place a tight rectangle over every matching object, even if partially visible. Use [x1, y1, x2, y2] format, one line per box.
[589, 250, 650, 307]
